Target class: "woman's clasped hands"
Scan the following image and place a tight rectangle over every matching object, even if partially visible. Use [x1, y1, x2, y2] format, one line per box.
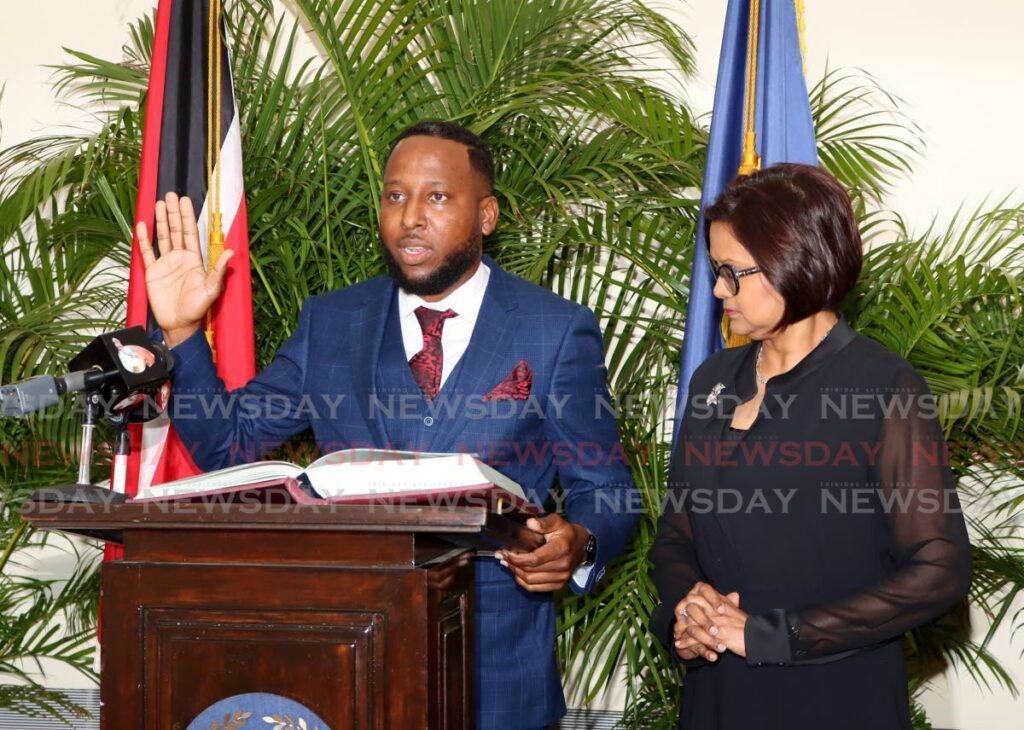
[673, 582, 748, 662]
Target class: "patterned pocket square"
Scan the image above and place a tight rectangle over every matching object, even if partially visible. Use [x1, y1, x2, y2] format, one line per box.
[482, 359, 533, 401]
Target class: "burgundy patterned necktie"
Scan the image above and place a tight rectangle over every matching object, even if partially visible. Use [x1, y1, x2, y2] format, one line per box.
[409, 306, 458, 401]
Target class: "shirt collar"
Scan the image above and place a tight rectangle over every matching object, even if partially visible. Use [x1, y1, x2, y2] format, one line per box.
[397, 261, 491, 322]
[735, 314, 857, 401]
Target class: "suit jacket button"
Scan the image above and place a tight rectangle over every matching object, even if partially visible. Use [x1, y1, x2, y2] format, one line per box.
[423, 416, 434, 427]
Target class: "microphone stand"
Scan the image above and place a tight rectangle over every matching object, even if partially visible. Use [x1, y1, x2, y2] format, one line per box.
[76, 391, 100, 486]
[30, 389, 128, 504]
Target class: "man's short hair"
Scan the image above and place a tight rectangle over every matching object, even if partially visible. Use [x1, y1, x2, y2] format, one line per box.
[704, 163, 863, 328]
[390, 121, 495, 192]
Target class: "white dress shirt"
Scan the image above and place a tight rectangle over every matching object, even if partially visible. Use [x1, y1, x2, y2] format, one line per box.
[396, 260, 593, 587]
[397, 261, 491, 390]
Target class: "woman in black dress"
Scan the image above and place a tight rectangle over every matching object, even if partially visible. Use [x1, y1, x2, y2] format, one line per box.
[649, 164, 972, 729]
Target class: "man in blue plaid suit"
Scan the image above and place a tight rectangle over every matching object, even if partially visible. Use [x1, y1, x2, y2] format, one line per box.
[136, 121, 639, 728]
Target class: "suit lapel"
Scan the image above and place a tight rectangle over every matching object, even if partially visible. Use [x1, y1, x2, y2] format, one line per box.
[429, 259, 518, 452]
[350, 279, 394, 447]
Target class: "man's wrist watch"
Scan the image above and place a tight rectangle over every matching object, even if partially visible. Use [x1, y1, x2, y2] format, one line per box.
[580, 532, 597, 568]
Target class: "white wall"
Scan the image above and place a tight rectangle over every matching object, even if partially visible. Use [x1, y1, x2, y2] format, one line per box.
[665, 0, 1024, 232]
[0, 1, 153, 148]
[3, 1, 1023, 726]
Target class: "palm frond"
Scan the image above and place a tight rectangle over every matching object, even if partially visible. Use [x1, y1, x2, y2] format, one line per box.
[811, 66, 923, 204]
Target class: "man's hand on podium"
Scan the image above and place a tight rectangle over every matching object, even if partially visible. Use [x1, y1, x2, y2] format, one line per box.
[497, 514, 591, 592]
[136, 192, 235, 348]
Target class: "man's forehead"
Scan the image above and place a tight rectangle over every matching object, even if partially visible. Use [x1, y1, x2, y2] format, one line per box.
[384, 176, 448, 185]
[384, 136, 484, 189]
[388, 136, 471, 166]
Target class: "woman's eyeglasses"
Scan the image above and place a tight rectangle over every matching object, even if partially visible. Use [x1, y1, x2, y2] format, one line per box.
[709, 258, 761, 296]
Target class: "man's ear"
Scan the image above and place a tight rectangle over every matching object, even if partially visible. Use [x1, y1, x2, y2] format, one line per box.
[480, 194, 499, 236]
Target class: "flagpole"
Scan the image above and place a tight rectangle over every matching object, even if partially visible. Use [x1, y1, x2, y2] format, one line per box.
[795, 0, 808, 76]
[206, 0, 225, 361]
[738, 0, 762, 177]
[723, 0, 764, 349]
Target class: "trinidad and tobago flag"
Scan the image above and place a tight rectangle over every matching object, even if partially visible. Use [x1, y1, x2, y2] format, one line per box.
[117, 0, 255, 508]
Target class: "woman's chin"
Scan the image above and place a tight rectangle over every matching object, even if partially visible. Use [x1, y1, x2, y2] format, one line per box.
[725, 318, 752, 337]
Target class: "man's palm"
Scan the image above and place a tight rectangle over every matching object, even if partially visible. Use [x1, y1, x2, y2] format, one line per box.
[136, 193, 233, 344]
[145, 247, 222, 331]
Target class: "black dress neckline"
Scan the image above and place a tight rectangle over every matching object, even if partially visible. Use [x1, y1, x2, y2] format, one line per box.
[734, 314, 858, 402]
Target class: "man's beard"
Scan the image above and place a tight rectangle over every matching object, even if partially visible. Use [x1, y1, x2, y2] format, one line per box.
[381, 230, 482, 297]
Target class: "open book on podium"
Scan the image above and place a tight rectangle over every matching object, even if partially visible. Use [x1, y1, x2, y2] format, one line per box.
[131, 448, 542, 522]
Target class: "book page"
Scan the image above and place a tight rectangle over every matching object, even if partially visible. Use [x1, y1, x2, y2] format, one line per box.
[303, 449, 526, 501]
[133, 460, 304, 500]
[306, 447, 454, 471]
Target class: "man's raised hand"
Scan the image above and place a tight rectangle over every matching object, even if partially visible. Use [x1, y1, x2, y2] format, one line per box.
[136, 192, 234, 347]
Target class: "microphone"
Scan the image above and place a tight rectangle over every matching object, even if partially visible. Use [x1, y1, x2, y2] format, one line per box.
[1, 372, 99, 416]
[1, 327, 174, 419]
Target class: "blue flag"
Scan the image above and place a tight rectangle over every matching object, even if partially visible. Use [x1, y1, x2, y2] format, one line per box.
[671, 0, 817, 450]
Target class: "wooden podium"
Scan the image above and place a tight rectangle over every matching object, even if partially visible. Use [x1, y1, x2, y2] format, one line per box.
[21, 498, 536, 729]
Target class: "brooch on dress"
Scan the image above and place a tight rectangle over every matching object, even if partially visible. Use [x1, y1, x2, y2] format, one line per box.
[707, 382, 725, 406]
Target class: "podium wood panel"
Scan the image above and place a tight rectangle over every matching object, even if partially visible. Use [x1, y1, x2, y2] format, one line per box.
[23, 502, 487, 729]
[142, 606, 386, 727]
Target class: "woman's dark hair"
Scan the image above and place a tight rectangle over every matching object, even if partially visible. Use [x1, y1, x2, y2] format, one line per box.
[704, 163, 862, 328]
[391, 120, 495, 192]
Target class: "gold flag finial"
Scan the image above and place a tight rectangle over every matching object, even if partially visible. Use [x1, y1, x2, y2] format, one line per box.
[738, 131, 761, 176]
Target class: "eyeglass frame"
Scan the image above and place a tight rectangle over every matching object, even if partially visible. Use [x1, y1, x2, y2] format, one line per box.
[707, 255, 762, 295]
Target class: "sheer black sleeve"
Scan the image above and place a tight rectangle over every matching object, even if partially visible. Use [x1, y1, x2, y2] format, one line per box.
[745, 366, 973, 666]
[649, 454, 707, 666]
